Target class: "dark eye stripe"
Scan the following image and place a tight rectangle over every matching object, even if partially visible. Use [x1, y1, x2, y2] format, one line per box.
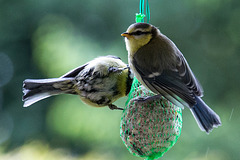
[129, 31, 151, 36]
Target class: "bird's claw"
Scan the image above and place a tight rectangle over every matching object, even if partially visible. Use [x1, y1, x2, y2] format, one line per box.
[131, 97, 148, 103]
[108, 104, 124, 110]
[130, 95, 162, 104]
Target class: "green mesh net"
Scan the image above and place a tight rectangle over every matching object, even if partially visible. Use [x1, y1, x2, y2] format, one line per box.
[120, 77, 182, 160]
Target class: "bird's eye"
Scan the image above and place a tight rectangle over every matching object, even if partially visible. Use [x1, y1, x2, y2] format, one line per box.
[134, 31, 144, 35]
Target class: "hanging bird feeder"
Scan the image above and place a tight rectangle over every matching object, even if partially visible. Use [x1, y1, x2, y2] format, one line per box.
[120, 1, 183, 159]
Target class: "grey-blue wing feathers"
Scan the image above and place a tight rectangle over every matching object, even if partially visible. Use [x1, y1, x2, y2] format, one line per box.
[61, 64, 87, 78]
[131, 33, 221, 132]
[132, 52, 200, 108]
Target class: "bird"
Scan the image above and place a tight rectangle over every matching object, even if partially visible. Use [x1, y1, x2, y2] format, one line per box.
[22, 55, 133, 110]
[121, 22, 221, 133]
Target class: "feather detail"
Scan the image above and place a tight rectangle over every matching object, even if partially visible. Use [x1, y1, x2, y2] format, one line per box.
[22, 78, 75, 107]
[190, 96, 221, 133]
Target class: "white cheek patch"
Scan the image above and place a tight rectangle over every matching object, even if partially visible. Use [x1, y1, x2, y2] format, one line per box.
[148, 72, 161, 78]
[134, 35, 144, 39]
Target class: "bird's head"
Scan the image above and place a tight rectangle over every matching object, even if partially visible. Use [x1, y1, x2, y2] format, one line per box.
[121, 23, 159, 54]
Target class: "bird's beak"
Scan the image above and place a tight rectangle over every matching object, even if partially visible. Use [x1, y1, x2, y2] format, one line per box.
[121, 32, 131, 39]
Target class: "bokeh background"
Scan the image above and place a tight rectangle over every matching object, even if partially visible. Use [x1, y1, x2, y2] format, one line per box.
[0, 0, 240, 159]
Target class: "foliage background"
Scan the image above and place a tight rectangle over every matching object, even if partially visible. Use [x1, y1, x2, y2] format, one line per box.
[0, 0, 240, 159]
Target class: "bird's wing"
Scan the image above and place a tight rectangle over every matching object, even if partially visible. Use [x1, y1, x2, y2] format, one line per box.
[61, 63, 88, 78]
[133, 50, 203, 108]
[175, 51, 203, 97]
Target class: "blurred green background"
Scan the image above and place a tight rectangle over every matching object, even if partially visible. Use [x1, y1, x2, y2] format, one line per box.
[0, 0, 240, 159]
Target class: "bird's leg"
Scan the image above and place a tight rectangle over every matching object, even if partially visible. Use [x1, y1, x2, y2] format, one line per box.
[108, 104, 124, 110]
[131, 94, 162, 104]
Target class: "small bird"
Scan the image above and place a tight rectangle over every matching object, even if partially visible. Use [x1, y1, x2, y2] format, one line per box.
[121, 23, 221, 133]
[22, 55, 133, 110]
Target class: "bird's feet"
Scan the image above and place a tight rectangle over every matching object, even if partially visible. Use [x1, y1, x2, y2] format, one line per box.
[108, 104, 124, 110]
[130, 95, 162, 104]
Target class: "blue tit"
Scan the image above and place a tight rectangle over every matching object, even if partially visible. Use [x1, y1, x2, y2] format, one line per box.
[23, 55, 133, 110]
[121, 23, 221, 133]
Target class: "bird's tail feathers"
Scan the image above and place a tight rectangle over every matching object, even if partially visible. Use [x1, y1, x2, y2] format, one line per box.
[22, 78, 76, 107]
[190, 96, 221, 133]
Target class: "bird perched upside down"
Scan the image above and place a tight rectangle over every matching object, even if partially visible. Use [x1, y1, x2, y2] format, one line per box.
[121, 23, 221, 133]
[23, 56, 133, 110]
